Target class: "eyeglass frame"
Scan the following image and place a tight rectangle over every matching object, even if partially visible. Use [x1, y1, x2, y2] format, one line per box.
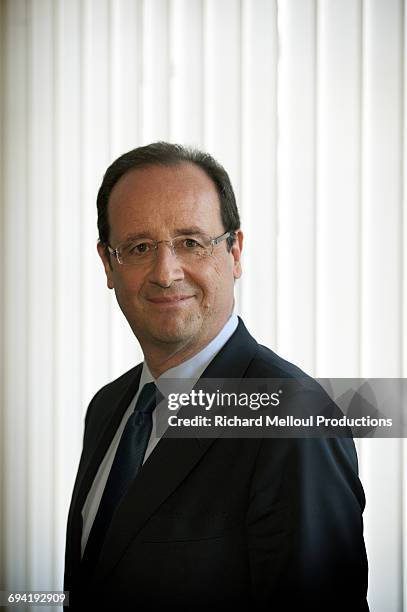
[105, 230, 236, 265]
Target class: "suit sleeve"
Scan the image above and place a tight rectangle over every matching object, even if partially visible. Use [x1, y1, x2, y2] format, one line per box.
[245, 392, 369, 611]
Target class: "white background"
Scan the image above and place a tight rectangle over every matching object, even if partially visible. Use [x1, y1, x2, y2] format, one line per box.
[0, 1, 405, 610]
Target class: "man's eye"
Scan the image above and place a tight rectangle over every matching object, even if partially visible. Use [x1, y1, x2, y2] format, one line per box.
[183, 238, 201, 248]
[128, 242, 150, 255]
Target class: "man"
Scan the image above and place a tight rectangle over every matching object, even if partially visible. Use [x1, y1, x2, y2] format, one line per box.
[64, 142, 369, 610]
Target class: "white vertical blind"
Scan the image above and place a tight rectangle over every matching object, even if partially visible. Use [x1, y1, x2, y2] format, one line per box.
[1, 1, 405, 610]
[3, 0, 30, 594]
[277, 0, 316, 372]
[0, 0, 5, 589]
[361, 0, 402, 378]
[359, 1, 404, 610]
[316, 0, 362, 377]
[142, 0, 170, 142]
[403, 1, 407, 602]
[28, 0, 55, 589]
[169, 0, 204, 144]
[241, 0, 277, 346]
[54, 0, 83, 591]
[81, 0, 112, 404]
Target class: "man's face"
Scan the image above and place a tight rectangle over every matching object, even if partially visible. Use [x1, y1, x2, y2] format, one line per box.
[98, 162, 243, 359]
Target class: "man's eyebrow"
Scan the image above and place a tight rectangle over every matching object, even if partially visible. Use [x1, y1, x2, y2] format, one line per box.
[173, 226, 205, 235]
[121, 232, 154, 242]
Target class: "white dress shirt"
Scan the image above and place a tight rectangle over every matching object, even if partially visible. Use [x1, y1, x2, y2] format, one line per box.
[81, 314, 239, 557]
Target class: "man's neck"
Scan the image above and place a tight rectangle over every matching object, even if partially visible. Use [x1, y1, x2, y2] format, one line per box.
[144, 337, 215, 379]
[142, 317, 234, 379]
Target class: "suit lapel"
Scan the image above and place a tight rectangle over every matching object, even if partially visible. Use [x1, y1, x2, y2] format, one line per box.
[91, 317, 259, 585]
[200, 316, 258, 381]
[67, 365, 143, 581]
[93, 436, 206, 585]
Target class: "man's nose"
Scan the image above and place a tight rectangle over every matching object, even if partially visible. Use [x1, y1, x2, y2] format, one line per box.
[148, 242, 185, 287]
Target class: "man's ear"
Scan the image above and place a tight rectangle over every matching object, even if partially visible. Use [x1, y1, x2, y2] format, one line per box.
[231, 230, 243, 280]
[97, 242, 115, 289]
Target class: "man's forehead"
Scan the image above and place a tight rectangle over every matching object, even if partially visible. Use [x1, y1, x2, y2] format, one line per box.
[109, 161, 219, 204]
[107, 162, 223, 241]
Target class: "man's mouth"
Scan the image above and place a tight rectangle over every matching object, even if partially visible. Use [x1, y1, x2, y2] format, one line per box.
[146, 295, 194, 305]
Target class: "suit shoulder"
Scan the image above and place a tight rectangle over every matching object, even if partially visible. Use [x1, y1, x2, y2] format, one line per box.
[249, 343, 312, 380]
[246, 343, 333, 406]
[84, 364, 141, 431]
[91, 364, 141, 402]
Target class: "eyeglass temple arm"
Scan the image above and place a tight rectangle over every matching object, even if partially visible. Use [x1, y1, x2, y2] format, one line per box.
[212, 230, 235, 246]
[106, 245, 119, 258]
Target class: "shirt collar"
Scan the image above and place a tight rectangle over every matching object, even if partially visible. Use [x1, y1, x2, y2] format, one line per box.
[138, 314, 239, 394]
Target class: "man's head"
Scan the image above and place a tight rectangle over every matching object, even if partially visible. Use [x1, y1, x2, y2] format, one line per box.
[97, 142, 243, 373]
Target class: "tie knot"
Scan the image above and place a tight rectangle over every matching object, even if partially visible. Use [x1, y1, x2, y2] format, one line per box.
[135, 382, 161, 414]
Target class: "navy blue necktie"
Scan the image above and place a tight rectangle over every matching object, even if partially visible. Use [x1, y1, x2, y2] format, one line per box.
[81, 382, 160, 576]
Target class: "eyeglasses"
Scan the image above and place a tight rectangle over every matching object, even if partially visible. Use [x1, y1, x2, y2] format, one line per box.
[106, 230, 234, 266]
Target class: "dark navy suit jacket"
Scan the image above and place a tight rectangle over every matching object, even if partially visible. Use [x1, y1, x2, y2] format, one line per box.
[64, 318, 369, 610]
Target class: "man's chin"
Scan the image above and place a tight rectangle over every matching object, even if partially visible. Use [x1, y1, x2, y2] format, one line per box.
[151, 324, 196, 346]
[144, 315, 201, 347]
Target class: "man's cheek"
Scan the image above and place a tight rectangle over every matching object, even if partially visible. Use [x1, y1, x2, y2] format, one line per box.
[114, 274, 140, 294]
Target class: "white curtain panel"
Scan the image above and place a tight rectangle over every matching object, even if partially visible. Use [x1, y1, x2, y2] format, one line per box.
[0, 1, 406, 610]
